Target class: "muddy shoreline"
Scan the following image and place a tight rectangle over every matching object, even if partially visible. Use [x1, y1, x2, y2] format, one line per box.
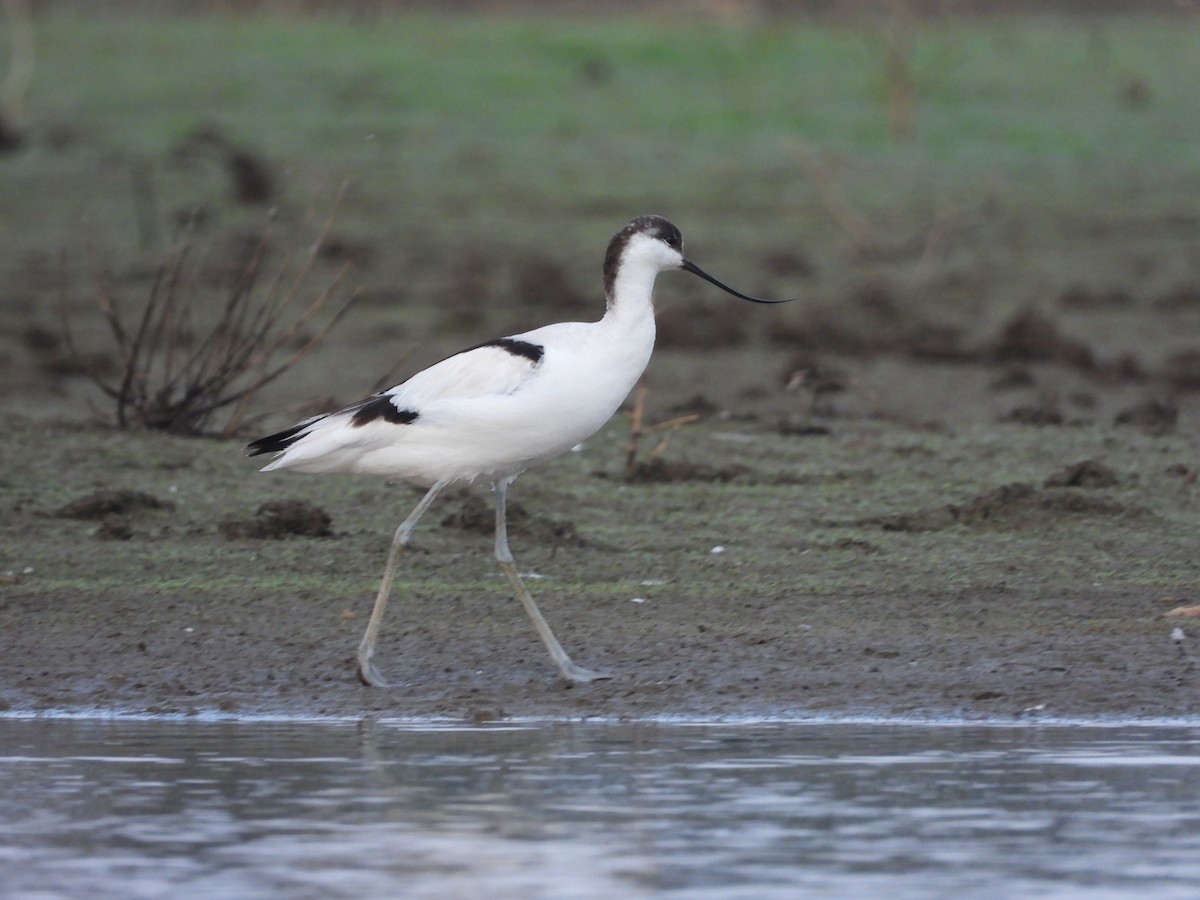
[3, 408, 1198, 724]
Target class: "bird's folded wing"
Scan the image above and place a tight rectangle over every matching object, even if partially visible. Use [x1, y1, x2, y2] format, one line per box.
[250, 337, 548, 468]
[381, 339, 544, 410]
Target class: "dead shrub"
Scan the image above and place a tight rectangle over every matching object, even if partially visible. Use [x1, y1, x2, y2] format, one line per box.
[62, 202, 357, 436]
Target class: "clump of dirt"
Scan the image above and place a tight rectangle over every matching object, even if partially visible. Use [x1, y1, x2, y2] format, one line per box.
[220, 499, 333, 539]
[1044, 459, 1121, 488]
[864, 481, 1132, 532]
[171, 124, 274, 204]
[1160, 349, 1200, 390]
[776, 420, 834, 436]
[317, 234, 377, 269]
[52, 488, 176, 542]
[1114, 398, 1177, 435]
[439, 492, 588, 548]
[53, 489, 174, 520]
[987, 308, 1094, 369]
[778, 353, 875, 425]
[0, 113, 22, 153]
[622, 457, 750, 484]
[226, 150, 274, 204]
[1001, 394, 1065, 426]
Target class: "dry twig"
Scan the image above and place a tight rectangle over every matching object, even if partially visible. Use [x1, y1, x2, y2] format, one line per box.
[623, 380, 702, 479]
[62, 196, 358, 436]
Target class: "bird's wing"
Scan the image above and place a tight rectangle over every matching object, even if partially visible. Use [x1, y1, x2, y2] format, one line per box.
[381, 337, 545, 410]
[248, 337, 547, 465]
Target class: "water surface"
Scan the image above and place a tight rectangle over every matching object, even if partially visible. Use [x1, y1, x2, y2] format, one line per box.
[1, 718, 1198, 898]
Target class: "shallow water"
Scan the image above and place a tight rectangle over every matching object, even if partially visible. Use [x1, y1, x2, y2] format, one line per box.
[1, 718, 1198, 899]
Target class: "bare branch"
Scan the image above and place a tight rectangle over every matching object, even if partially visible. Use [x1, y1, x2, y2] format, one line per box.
[62, 199, 356, 435]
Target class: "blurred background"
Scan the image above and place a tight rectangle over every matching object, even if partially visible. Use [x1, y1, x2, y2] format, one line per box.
[2, 0, 1198, 435]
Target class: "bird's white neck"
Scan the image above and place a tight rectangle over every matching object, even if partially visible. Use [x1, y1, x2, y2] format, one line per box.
[603, 260, 660, 328]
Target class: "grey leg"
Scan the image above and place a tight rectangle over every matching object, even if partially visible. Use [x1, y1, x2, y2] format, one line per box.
[356, 480, 448, 687]
[493, 478, 611, 683]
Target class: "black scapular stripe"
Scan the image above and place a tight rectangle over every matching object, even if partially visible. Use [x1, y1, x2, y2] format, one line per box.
[478, 337, 544, 364]
[350, 395, 420, 428]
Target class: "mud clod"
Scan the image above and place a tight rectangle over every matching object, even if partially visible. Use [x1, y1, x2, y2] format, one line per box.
[865, 481, 1131, 532]
[952, 483, 1130, 527]
[1002, 401, 1064, 426]
[97, 516, 135, 541]
[1114, 399, 1177, 435]
[220, 500, 333, 539]
[439, 494, 587, 547]
[989, 308, 1094, 369]
[1044, 460, 1121, 488]
[624, 457, 750, 484]
[54, 489, 174, 520]
[1161, 349, 1200, 391]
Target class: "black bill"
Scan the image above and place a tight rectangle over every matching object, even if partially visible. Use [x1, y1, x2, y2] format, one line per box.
[681, 259, 794, 304]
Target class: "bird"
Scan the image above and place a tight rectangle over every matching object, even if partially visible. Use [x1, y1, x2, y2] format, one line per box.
[247, 215, 792, 687]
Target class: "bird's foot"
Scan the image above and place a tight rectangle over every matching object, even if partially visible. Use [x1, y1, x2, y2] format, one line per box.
[356, 657, 390, 688]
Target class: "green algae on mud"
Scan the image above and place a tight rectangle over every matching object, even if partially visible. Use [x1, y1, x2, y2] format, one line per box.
[1, 412, 1197, 721]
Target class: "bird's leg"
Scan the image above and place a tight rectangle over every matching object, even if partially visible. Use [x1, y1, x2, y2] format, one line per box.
[493, 478, 612, 683]
[356, 480, 447, 687]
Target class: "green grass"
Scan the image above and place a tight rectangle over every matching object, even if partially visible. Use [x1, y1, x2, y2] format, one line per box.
[10, 10, 1200, 262]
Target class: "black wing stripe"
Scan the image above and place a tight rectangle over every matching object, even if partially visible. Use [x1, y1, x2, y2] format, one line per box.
[248, 338, 538, 455]
[474, 337, 544, 364]
[350, 395, 420, 428]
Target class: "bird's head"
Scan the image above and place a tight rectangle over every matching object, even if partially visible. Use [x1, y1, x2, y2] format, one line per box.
[604, 215, 794, 305]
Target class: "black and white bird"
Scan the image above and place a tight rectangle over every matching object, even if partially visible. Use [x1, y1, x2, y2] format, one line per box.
[247, 215, 791, 687]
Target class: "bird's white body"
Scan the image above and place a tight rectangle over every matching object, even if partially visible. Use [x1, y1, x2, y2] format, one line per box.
[259, 230, 664, 484]
[263, 315, 654, 484]
[247, 215, 788, 686]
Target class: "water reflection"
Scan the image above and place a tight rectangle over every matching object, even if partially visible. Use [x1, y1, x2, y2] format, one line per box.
[1, 718, 1198, 898]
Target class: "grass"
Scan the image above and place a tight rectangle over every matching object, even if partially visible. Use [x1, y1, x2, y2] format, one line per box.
[12, 12, 1200, 248]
